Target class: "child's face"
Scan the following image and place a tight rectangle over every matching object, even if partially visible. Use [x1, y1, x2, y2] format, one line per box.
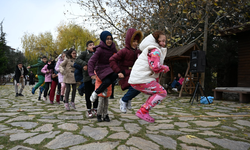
[131, 40, 138, 49]
[87, 43, 95, 52]
[105, 36, 113, 46]
[48, 61, 51, 64]
[158, 35, 166, 47]
[18, 64, 22, 69]
[42, 58, 47, 63]
[62, 53, 66, 59]
[71, 50, 77, 59]
[178, 73, 181, 78]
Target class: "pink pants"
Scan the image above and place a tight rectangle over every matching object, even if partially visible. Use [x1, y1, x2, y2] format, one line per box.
[61, 82, 66, 95]
[131, 80, 167, 111]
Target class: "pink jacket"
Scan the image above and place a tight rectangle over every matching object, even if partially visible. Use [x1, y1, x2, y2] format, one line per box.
[41, 64, 53, 82]
[55, 57, 64, 83]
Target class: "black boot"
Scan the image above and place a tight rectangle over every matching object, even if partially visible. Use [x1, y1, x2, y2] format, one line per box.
[97, 115, 102, 122]
[103, 114, 110, 122]
[38, 96, 41, 101]
[15, 93, 18, 97]
[18, 93, 24, 96]
[60, 95, 64, 101]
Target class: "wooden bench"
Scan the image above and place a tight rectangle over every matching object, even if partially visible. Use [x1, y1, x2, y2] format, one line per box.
[212, 87, 250, 103]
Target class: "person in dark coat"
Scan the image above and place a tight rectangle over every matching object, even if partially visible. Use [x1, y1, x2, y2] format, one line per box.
[73, 62, 85, 96]
[75, 40, 98, 118]
[14, 62, 29, 97]
[29, 71, 35, 85]
[109, 28, 143, 113]
[88, 31, 118, 121]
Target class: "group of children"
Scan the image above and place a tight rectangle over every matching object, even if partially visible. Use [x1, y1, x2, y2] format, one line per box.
[14, 28, 170, 123]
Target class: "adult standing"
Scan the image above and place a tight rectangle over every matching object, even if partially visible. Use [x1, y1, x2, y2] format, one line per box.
[14, 62, 29, 97]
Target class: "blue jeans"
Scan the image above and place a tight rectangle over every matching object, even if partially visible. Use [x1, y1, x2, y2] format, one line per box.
[122, 86, 141, 102]
[171, 80, 180, 88]
[79, 82, 85, 90]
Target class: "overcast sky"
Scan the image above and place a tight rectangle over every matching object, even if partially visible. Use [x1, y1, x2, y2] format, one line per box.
[0, 0, 89, 51]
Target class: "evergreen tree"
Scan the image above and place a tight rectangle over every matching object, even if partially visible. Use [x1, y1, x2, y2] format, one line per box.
[0, 21, 8, 75]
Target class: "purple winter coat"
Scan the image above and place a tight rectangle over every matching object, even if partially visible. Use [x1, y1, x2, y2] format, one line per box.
[41, 64, 53, 82]
[55, 57, 64, 83]
[88, 41, 117, 80]
[109, 28, 143, 90]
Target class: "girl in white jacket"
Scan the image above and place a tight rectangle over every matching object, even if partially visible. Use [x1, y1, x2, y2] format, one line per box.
[128, 31, 169, 123]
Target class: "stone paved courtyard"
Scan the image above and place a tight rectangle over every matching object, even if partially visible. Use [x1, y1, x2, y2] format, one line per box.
[0, 85, 250, 150]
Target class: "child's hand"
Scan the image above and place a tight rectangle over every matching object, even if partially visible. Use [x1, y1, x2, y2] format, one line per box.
[91, 75, 96, 79]
[83, 65, 88, 71]
[27, 66, 30, 69]
[118, 73, 124, 79]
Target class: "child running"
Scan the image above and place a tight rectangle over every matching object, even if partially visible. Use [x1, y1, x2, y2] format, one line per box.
[27, 56, 47, 94]
[109, 28, 143, 113]
[88, 31, 118, 121]
[75, 40, 98, 118]
[128, 31, 170, 123]
[59, 48, 77, 110]
[41, 59, 53, 102]
[55, 51, 67, 102]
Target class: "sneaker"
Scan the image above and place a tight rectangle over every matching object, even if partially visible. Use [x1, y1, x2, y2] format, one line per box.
[127, 100, 132, 110]
[92, 109, 97, 116]
[31, 87, 36, 94]
[97, 114, 102, 122]
[90, 91, 98, 102]
[18, 93, 24, 96]
[43, 97, 47, 101]
[64, 103, 70, 111]
[102, 89, 107, 97]
[136, 109, 155, 123]
[56, 101, 60, 104]
[69, 102, 76, 109]
[15, 93, 19, 97]
[110, 96, 114, 99]
[103, 114, 110, 122]
[50, 101, 54, 104]
[60, 95, 64, 101]
[87, 110, 93, 118]
[119, 99, 127, 113]
[172, 88, 178, 92]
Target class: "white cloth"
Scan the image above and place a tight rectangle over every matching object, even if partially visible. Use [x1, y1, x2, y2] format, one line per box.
[128, 34, 167, 84]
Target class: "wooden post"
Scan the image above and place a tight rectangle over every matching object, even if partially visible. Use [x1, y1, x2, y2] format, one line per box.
[201, 2, 209, 88]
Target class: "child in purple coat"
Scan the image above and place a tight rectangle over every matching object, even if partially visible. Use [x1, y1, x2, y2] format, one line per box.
[88, 31, 118, 121]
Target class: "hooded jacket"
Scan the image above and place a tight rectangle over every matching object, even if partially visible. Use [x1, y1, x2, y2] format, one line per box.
[55, 56, 64, 83]
[88, 41, 117, 80]
[41, 64, 53, 82]
[128, 34, 167, 84]
[109, 28, 143, 90]
[30, 59, 46, 76]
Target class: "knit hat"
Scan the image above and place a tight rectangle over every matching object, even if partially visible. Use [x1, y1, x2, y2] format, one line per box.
[100, 31, 112, 42]
[86, 40, 94, 47]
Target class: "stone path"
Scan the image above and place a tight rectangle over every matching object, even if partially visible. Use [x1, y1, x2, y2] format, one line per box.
[0, 85, 250, 150]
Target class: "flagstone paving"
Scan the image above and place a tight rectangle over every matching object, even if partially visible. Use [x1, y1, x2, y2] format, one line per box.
[0, 85, 250, 149]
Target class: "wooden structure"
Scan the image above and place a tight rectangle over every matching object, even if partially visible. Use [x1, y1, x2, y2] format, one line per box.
[213, 23, 250, 102]
[165, 43, 200, 97]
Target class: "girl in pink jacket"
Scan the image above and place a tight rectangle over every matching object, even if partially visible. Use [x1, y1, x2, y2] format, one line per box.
[41, 59, 53, 102]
